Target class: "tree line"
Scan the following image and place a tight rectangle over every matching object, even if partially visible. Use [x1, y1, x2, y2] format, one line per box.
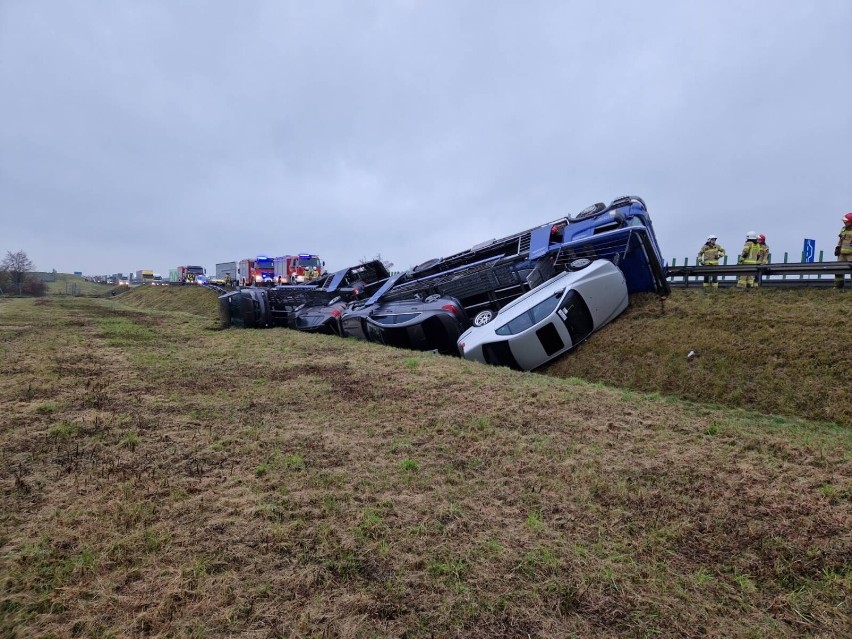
[0, 250, 47, 296]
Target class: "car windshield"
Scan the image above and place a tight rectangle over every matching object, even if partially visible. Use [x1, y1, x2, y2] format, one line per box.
[299, 258, 321, 268]
[496, 291, 563, 336]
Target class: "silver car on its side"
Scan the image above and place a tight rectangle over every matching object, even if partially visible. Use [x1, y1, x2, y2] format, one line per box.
[456, 259, 628, 371]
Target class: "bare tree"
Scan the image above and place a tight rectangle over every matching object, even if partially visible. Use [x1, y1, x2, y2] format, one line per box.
[1, 250, 35, 295]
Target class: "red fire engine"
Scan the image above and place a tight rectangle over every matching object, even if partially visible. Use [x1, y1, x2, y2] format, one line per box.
[273, 254, 325, 284]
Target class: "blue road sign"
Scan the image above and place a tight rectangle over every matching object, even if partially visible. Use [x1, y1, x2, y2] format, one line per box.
[803, 238, 816, 263]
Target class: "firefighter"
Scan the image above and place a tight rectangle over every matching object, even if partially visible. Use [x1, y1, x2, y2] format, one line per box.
[757, 234, 770, 265]
[696, 234, 725, 288]
[737, 231, 761, 288]
[835, 212, 852, 288]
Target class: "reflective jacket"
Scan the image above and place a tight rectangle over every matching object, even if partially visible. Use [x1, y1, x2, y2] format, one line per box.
[757, 242, 770, 264]
[698, 242, 726, 265]
[740, 240, 761, 265]
[839, 226, 852, 255]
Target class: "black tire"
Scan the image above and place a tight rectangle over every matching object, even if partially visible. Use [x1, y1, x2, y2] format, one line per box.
[569, 202, 606, 222]
[473, 309, 495, 327]
[569, 258, 592, 271]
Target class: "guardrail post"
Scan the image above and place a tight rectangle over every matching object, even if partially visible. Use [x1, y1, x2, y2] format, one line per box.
[783, 252, 788, 280]
[800, 252, 805, 280]
[684, 257, 689, 287]
[818, 250, 824, 279]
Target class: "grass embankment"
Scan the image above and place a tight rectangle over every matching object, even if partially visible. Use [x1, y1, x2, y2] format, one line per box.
[117, 284, 220, 319]
[0, 296, 849, 638]
[547, 289, 851, 426]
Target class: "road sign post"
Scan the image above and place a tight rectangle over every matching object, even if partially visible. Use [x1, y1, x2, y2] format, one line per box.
[803, 238, 816, 263]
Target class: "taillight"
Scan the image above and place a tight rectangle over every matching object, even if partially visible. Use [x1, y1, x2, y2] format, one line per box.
[331, 309, 341, 318]
[442, 303, 460, 317]
[459, 342, 465, 351]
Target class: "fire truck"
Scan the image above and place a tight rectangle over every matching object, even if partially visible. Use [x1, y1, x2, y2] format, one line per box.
[177, 265, 206, 283]
[273, 254, 325, 284]
[237, 256, 275, 286]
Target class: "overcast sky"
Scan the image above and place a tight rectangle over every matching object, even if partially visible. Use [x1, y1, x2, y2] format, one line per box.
[1, 1, 850, 276]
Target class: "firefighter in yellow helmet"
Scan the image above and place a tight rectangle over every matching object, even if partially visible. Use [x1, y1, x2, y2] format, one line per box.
[835, 212, 852, 288]
[737, 231, 761, 288]
[696, 234, 725, 288]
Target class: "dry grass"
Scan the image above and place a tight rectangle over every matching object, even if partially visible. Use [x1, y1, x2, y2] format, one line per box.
[117, 285, 221, 319]
[0, 296, 850, 638]
[546, 288, 852, 426]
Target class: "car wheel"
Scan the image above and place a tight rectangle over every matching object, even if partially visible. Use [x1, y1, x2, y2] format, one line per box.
[570, 202, 606, 222]
[424, 294, 440, 303]
[569, 258, 592, 271]
[473, 309, 495, 326]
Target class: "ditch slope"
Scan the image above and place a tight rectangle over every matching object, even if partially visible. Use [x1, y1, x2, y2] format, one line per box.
[546, 288, 851, 426]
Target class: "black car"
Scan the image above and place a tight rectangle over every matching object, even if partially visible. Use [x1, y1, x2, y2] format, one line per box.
[340, 293, 469, 355]
[220, 260, 390, 329]
[288, 296, 350, 335]
[218, 288, 271, 328]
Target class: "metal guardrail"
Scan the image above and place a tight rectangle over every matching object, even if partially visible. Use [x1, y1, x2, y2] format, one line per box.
[667, 262, 852, 288]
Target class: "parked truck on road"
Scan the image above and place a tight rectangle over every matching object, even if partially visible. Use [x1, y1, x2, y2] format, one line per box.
[134, 269, 154, 284]
[177, 265, 206, 283]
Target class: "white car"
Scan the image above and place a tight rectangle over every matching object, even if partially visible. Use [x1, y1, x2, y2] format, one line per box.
[457, 259, 628, 371]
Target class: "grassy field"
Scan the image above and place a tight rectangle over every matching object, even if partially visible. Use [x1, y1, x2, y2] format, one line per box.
[0, 294, 849, 638]
[44, 274, 115, 297]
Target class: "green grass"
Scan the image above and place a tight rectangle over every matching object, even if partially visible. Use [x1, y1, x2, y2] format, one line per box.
[0, 294, 849, 638]
[44, 273, 115, 297]
[116, 285, 220, 320]
[546, 288, 852, 426]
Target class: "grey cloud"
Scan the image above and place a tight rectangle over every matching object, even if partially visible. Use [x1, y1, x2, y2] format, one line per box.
[1, 1, 850, 275]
